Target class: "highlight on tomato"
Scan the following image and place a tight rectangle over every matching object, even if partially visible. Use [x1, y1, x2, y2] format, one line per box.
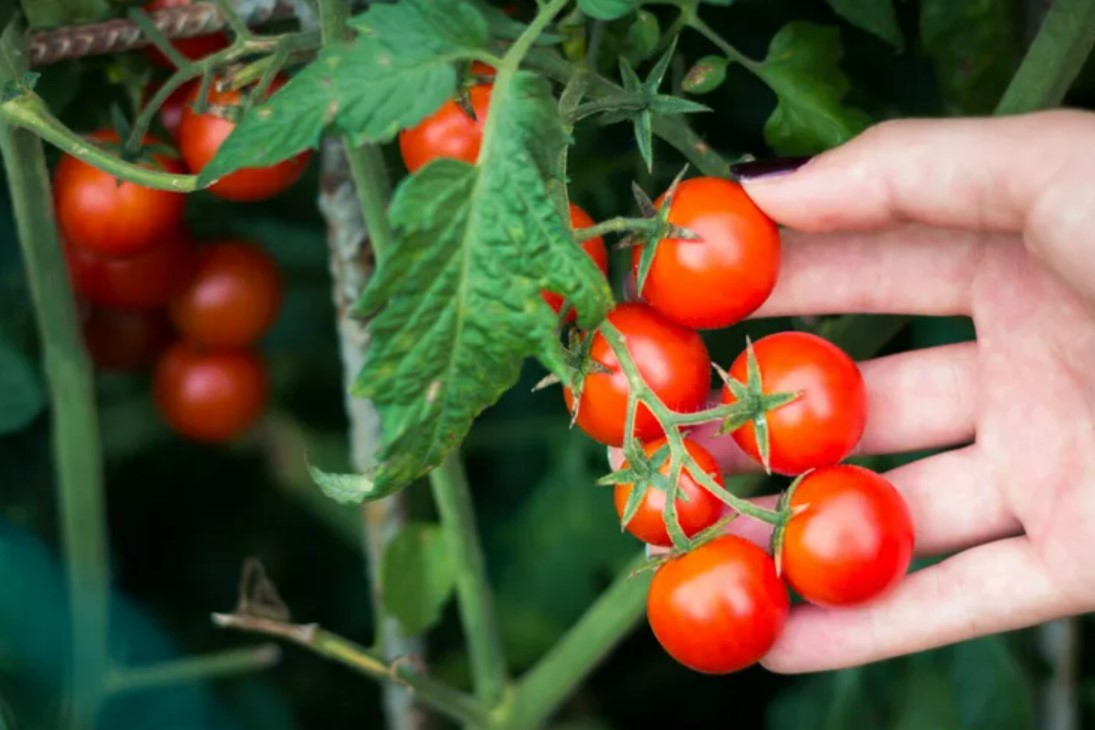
[541, 203, 609, 323]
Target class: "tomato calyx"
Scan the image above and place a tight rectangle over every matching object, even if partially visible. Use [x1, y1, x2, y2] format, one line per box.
[597, 440, 673, 529]
[625, 167, 701, 295]
[534, 327, 611, 424]
[632, 512, 741, 576]
[769, 471, 811, 576]
[713, 338, 800, 473]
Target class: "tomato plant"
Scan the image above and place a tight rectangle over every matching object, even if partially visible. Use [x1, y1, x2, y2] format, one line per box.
[178, 78, 312, 201]
[65, 230, 197, 309]
[398, 84, 492, 173]
[647, 535, 788, 674]
[153, 341, 269, 442]
[563, 302, 710, 447]
[614, 437, 724, 547]
[780, 464, 915, 607]
[633, 177, 780, 329]
[170, 240, 282, 348]
[722, 331, 867, 475]
[541, 203, 608, 322]
[53, 130, 186, 257]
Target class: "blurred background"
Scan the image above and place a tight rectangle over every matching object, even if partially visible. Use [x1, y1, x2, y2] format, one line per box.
[2, 0, 1095, 727]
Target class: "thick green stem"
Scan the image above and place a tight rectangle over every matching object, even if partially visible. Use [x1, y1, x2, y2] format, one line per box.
[510, 554, 650, 729]
[106, 645, 281, 695]
[0, 26, 109, 730]
[575, 216, 669, 241]
[346, 143, 394, 258]
[428, 453, 510, 712]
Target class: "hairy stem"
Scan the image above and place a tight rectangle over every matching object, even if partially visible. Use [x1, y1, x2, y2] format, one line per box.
[0, 25, 110, 730]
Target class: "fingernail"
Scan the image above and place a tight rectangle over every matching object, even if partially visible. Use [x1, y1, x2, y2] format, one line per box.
[730, 156, 812, 181]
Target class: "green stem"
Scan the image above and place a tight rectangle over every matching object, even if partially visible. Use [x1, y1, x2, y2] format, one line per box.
[0, 26, 110, 730]
[994, 0, 1095, 114]
[502, 0, 571, 72]
[106, 645, 281, 695]
[686, 15, 759, 71]
[428, 453, 510, 711]
[510, 553, 650, 729]
[212, 614, 488, 727]
[346, 142, 394, 258]
[575, 216, 665, 241]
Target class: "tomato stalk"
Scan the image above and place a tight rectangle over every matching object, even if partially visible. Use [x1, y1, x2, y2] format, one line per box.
[105, 644, 281, 695]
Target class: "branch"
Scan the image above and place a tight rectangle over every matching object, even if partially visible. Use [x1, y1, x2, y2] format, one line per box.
[106, 645, 281, 695]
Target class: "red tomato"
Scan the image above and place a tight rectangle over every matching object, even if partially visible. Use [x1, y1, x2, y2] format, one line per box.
[53, 130, 186, 257]
[178, 77, 312, 201]
[153, 341, 268, 442]
[633, 177, 780, 329]
[542, 203, 608, 323]
[81, 305, 174, 372]
[469, 61, 496, 77]
[722, 331, 866, 475]
[170, 240, 282, 347]
[781, 465, 914, 607]
[66, 231, 198, 310]
[144, 80, 196, 140]
[562, 302, 710, 447]
[399, 84, 492, 173]
[142, 0, 230, 68]
[614, 437, 724, 547]
[647, 535, 788, 674]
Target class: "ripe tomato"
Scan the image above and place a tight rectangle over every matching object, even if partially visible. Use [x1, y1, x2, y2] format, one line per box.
[66, 231, 197, 309]
[81, 305, 174, 372]
[633, 177, 780, 329]
[54, 130, 186, 257]
[614, 437, 724, 547]
[781, 465, 915, 607]
[722, 331, 866, 475]
[469, 61, 496, 77]
[562, 302, 710, 447]
[143, 0, 230, 68]
[170, 240, 282, 347]
[542, 203, 608, 323]
[144, 80, 196, 140]
[647, 535, 788, 674]
[178, 77, 312, 201]
[153, 341, 268, 442]
[399, 84, 492, 173]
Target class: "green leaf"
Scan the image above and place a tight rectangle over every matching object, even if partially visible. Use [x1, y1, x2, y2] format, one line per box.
[307, 462, 400, 505]
[352, 72, 614, 492]
[759, 22, 871, 156]
[381, 523, 456, 635]
[0, 336, 42, 434]
[578, 0, 639, 21]
[824, 0, 903, 49]
[920, 0, 1020, 114]
[196, 0, 488, 186]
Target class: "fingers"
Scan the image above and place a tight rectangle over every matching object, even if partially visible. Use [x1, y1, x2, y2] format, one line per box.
[752, 227, 1012, 318]
[737, 111, 1095, 236]
[886, 446, 1020, 556]
[761, 537, 1074, 673]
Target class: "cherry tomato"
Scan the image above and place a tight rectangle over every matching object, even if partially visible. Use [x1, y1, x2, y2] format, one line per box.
[144, 80, 196, 140]
[66, 231, 198, 310]
[53, 130, 186, 257]
[469, 61, 496, 77]
[647, 535, 788, 674]
[614, 437, 724, 547]
[178, 77, 312, 201]
[633, 176, 780, 329]
[722, 331, 866, 475]
[399, 84, 492, 173]
[142, 0, 230, 68]
[81, 305, 174, 372]
[562, 302, 710, 447]
[170, 240, 282, 347]
[541, 203, 608, 323]
[781, 464, 914, 607]
[153, 341, 268, 442]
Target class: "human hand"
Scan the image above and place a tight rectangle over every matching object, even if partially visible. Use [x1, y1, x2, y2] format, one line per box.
[625, 110, 1095, 674]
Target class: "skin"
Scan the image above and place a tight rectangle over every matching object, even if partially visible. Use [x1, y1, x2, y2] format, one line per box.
[655, 110, 1095, 673]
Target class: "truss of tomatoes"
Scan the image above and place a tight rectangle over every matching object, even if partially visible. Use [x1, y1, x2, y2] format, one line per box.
[53, 73, 304, 443]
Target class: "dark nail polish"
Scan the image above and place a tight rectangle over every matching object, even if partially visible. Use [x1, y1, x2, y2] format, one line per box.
[730, 156, 812, 181]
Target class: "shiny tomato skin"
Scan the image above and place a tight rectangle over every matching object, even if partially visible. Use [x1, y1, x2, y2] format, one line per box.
[399, 84, 492, 173]
[722, 331, 866, 475]
[633, 177, 780, 329]
[81, 305, 174, 372]
[143, 0, 230, 68]
[66, 231, 198, 310]
[178, 78, 312, 201]
[54, 130, 186, 257]
[782, 465, 915, 607]
[614, 437, 724, 547]
[562, 302, 710, 447]
[647, 535, 788, 674]
[170, 240, 282, 347]
[542, 203, 608, 323]
[153, 341, 268, 442]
